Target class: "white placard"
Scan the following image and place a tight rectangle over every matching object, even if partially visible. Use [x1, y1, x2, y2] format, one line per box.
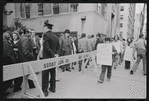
[113, 41, 121, 53]
[97, 43, 112, 65]
[124, 46, 133, 61]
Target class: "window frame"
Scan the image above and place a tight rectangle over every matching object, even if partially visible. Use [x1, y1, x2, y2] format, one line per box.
[120, 6, 124, 11]
[70, 3, 78, 12]
[25, 5, 30, 18]
[120, 15, 123, 20]
[53, 3, 59, 14]
[101, 3, 107, 19]
[97, 3, 101, 14]
[120, 23, 123, 28]
[38, 3, 43, 16]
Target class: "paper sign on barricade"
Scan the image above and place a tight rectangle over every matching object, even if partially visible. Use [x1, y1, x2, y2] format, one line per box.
[97, 43, 112, 66]
[124, 46, 133, 61]
[113, 41, 121, 53]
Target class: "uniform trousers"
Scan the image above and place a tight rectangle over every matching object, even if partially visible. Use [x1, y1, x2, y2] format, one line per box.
[42, 68, 56, 93]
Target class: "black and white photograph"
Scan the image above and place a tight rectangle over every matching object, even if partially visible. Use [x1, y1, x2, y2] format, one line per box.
[3, 3, 147, 99]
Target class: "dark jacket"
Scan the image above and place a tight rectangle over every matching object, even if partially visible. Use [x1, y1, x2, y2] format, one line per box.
[18, 34, 34, 62]
[12, 41, 19, 63]
[95, 38, 104, 50]
[3, 38, 16, 65]
[31, 35, 41, 55]
[43, 30, 59, 59]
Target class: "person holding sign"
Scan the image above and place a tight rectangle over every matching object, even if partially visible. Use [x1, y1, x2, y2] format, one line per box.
[112, 35, 121, 69]
[124, 37, 134, 69]
[97, 37, 117, 83]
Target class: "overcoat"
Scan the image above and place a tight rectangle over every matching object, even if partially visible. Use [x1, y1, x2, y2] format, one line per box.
[43, 30, 59, 58]
[17, 34, 34, 62]
[3, 38, 16, 65]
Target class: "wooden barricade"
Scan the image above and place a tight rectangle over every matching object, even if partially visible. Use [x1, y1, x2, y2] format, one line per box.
[3, 51, 97, 98]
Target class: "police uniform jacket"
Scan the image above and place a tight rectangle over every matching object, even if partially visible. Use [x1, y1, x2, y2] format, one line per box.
[43, 30, 59, 59]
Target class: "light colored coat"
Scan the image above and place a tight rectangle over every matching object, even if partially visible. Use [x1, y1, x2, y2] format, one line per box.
[78, 37, 92, 52]
[59, 35, 72, 55]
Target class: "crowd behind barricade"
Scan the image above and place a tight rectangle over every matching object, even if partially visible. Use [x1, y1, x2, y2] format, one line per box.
[3, 19, 146, 98]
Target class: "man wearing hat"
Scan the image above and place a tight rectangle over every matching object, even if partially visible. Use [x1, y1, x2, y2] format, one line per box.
[42, 20, 59, 96]
[130, 34, 146, 76]
[59, 29, 72, 72]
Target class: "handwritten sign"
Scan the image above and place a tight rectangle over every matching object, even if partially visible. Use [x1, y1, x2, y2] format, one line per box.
[124, 46, 133, 61]
[97, 43, 112, 65]
[113, 41, 121, 53]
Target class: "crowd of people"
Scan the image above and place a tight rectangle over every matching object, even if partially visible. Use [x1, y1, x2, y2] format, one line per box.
[3, 19, 146, 98]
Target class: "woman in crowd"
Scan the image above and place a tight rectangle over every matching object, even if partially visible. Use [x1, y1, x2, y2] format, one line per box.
[113, 35, 121, 69]
[95, 33, 104, 50]
[124, 37, 133, 70]
[70, 36, 76, 69]
[12, 31, 20, 63]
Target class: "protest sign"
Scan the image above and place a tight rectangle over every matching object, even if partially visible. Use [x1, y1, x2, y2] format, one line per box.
[113, 41, 121, 53]
[97, 43, 112, 65]
[124, 46, 133, 61]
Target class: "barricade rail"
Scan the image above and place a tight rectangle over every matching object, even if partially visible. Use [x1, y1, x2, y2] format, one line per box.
[3, 50, 97, 98]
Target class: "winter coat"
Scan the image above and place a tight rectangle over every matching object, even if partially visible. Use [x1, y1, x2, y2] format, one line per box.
[43, 30, 59, 59]
[17, 34, 34, 62]
[59, 35, 72, 56]
[78, 37, 92, 53]
[3, 38, 16, 65]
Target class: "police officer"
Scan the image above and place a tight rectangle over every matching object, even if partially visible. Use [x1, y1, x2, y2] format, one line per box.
[42, 20, 59, 96]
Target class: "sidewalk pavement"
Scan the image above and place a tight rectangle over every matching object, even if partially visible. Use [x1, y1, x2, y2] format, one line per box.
[46, 61, 146, 98]
[6, 61, 146, 98]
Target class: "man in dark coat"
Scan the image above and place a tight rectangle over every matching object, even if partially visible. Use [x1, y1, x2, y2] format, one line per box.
[14, 28, 35, 93]
[31, 29, 41, 60]
[3, 28, 16, 97]
[42, 20, 59, 96]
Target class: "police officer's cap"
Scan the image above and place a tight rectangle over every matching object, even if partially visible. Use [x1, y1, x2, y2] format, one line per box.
[44, 19, 53, 29]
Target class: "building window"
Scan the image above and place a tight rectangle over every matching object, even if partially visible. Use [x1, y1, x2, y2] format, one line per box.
[43, 3, 52, 15]
[70, 3, 78, 12]
[25, 5, 30, 18]
[59, 3, 69, 13]
[38, 3, 43, 16]
[120, 15, 123, 19]
[120, 23, 123, 27]
[101, 3, 107, 19]
[120, 6, 124, 11]
[97, 3, 101, 14]
[53, 3, 59, 14]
